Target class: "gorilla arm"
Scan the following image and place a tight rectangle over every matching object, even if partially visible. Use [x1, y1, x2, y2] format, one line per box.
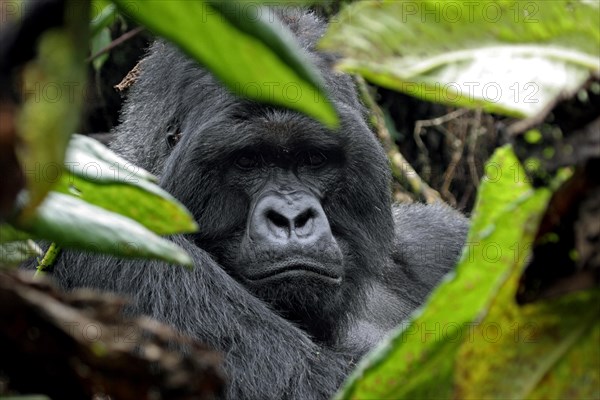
[48, 235, 353, 400]
[390, 202, 469, 300]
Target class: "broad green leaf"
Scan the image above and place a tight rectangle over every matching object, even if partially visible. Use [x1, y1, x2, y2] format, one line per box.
[68, 134, 157, 182]
[321, 0, 600, 117]
[18, 192, 192, 267]
[56, 134, 197, 235]
[54, 172, 197, 236]
[16, 1, 89, 219]
[113, 0, 338, 127]
[336, 146, 552, 399]
[0, 240, 42, 265]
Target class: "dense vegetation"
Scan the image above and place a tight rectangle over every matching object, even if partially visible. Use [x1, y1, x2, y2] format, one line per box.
[0, 1, 598, 398]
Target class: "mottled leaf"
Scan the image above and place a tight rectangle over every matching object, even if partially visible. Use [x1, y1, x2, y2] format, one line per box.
[456, 278, 599, 399]
[321, 0, 600, 117]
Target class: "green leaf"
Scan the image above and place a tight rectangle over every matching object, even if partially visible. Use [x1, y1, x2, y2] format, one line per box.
[321, 0, 600, 117]
[18, 192, 192, 267]
[90, 1, 116, 36]
[0, 224, 32, 243]
[90, 27, 111, 71]
[68, 134, 157, 182]
[112, 0, 338, 127]
[456, 284, 600, 398]
[57, 134, 197, 236]
[54, 172, 198, 236]
[526, 306, 600, 399]
[16, 1, 89, 219]
[0, 240, 42, 265]
[336, 146, 552, 399]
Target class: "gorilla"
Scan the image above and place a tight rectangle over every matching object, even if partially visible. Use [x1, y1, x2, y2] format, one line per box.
[33, 9, 468, 400]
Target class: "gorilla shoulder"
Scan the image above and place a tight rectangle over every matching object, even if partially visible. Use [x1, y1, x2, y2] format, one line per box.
[340, 203, 469, 352]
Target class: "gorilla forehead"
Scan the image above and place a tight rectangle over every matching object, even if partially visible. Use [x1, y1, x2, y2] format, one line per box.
[182, 103, 374, 160]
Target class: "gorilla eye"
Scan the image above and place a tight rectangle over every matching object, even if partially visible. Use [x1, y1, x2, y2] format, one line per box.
[299, 151, 327, 168]
[235, 153, 261, 170]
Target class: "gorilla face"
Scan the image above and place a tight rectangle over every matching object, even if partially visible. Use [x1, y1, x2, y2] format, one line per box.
[231, 141, 345, 283]
[150, 56, 395, 339]
[222, 127, 347, 319]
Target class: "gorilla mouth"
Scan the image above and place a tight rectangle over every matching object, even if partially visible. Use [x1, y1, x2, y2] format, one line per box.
[246, 259, 342, 284]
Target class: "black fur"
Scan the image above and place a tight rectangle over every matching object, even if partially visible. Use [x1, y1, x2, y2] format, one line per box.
[32, 10, 468, 399]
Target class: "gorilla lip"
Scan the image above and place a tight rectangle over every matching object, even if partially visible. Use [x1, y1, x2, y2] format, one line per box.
[245, 259, 342, 284]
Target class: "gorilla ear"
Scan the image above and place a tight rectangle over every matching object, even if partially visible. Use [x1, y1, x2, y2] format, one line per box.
[166, 124, 181, 148]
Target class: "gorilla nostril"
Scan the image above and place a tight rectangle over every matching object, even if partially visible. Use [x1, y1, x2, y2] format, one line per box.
[252, 194, 329, 242]
[294, 210, 313, 229]
[266, 210, 289, 228]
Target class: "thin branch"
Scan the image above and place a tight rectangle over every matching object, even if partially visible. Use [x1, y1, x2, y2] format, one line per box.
[86, 26, 145, 63]
[414, 108, 470, 134]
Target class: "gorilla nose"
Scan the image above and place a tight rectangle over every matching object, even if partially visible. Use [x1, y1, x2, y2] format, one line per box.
[250, 192, 331, 244]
